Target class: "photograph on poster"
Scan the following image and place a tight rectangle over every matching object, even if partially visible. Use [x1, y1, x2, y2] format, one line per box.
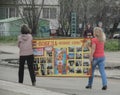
[40, 63, 46, 75]
[83, 68, 89, 74]
[76, 53, 82, 59]
[75, 67, 82, 73]
[83, 53, 89, 59]
[68, 53, 74, 59]
[84, 56, 91, 63]
[69, 67, 74, 73]
[75, 60, 82, 66]
[33, 48, 44, 56]
[68, 47, 75, 52]
[45, 46, 53, 57]
[83, 61, 90, 66]
[68, 60, 74, 66]
[76, 47, 82, 52]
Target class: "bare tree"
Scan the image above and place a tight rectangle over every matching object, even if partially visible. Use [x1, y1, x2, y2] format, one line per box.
[59, 0, 120, 37]
[13, 0, 45, 35]
[58, 0, 95, 36]
[58, 0, 74, 36]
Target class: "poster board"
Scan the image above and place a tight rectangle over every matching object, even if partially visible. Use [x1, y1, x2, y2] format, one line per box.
[33, 38, 92, 77]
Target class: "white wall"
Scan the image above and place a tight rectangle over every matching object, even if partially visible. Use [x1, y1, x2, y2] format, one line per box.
[0, 23, 10, 36]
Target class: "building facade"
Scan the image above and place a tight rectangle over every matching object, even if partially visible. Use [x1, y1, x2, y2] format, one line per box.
[0, 0, 60, 36]
[0, 0, 59, 20]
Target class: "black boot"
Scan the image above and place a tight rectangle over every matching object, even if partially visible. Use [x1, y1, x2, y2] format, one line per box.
[32, 81, 36, 86]
[102, 85, 107, 90]
[85, 85, 92, 89]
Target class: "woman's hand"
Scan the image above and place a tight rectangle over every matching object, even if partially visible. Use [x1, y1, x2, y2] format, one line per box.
[89, 55, 93, 63]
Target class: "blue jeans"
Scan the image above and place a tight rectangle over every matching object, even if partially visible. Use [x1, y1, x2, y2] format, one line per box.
[87, 57, 107, 86]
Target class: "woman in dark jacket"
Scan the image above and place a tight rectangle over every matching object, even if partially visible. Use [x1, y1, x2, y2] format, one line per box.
[83, 23, 93, 38]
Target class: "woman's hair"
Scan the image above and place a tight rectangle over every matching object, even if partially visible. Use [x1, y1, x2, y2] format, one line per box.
[21, 24, 31, 34]
[93, 27, 106, 42]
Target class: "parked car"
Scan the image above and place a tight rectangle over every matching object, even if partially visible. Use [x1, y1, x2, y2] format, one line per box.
[113, 34, 120, 39]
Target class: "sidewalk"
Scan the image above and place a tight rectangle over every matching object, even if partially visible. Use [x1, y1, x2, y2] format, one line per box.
[0, 80, 67, 95]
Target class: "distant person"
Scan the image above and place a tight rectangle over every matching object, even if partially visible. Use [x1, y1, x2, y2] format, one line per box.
[85, 27, 107, 90]
[18, 24, 36, 86]
[98, 22, 103, 28]
[83, 23, 93, 38]
[97, 22, 105, 32]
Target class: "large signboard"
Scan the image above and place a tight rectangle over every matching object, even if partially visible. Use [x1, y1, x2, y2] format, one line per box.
[33, 38, 92, 77]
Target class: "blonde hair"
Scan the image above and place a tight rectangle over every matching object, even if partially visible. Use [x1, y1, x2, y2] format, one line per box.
[93, 27, 106, 42]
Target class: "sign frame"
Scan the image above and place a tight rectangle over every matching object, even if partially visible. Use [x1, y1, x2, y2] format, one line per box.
[33, 37, 92, 77]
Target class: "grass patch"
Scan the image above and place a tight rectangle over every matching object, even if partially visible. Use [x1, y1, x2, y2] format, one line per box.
[105, 39, 120, 51]
[0, 36, 17, 44]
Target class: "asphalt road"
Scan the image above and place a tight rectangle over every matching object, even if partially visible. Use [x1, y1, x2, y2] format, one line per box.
[0, 65, 120, 95]
[0, 44, 120, 95]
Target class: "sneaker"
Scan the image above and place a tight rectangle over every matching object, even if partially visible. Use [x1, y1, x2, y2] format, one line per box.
[102, 85, 107, 90]
[85, 85, 92, 89]
[32, 82, 36, 86]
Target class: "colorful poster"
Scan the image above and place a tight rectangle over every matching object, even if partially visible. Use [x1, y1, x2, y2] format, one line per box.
[33, 38, 92, 77]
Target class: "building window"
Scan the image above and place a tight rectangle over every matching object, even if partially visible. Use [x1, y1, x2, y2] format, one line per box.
[23, 7, 38, 17]
[50, 8, 57, 19]
[23, 8, 31, 16]
[0, 7, 17, 19]
[0, 8, 7, 19]
[43, 8, 57, 19]
[43, 8, 49, 18]
[9, 8, 16, 17]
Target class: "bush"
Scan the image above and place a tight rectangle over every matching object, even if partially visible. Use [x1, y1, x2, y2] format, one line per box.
[105, 39, 120, 51]
[0, 36, 17, 43]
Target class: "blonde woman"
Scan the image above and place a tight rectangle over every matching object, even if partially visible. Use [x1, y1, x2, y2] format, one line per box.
[18, 24, 36, 86]
[85, 27, 107, 90]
